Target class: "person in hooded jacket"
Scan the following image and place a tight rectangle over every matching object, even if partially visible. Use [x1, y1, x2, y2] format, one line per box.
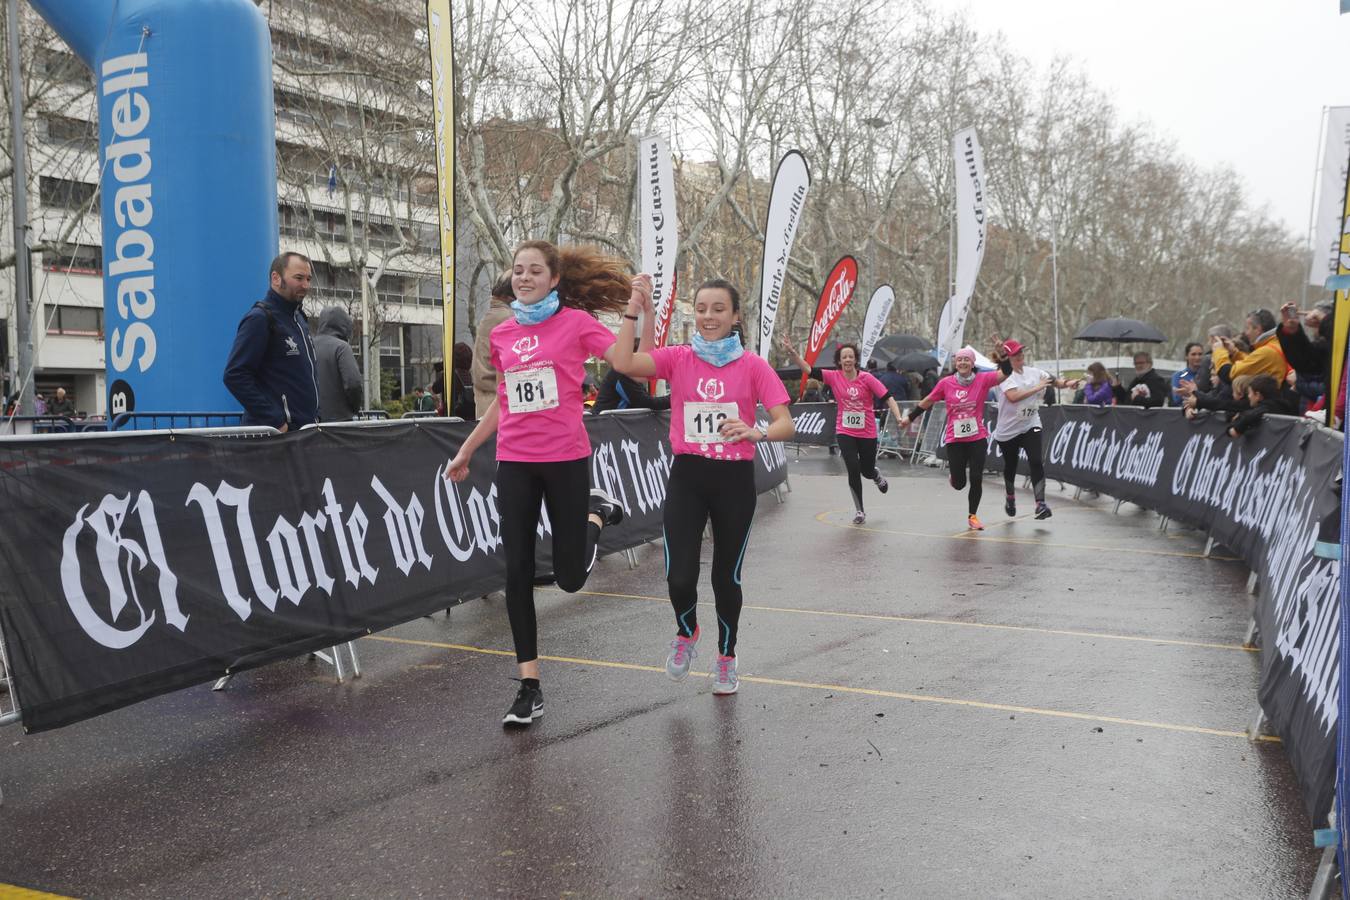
[223, 252, 319, 431]
[312, 306, 362, 422]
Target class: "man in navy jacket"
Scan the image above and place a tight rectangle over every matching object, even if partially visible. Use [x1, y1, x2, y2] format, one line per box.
[223, 252, 320, 431]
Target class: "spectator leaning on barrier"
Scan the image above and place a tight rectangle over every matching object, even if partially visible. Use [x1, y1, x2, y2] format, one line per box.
[47, 387, 74, 417]
[312, 306, 362, 422]
[1170, 342, 1204, 406]
[472, 272, 514, 418]
[1277, 300, 1333, 403]
[1112, 351, 1169, 408]
[1212, 308, 1288, 385]
[1228, 374, 1298, 438]
[223, 251, 320, 432]
[592, 339, 673, 414]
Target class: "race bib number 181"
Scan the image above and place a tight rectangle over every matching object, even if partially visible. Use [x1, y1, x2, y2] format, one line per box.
[505, 366, 559, 414]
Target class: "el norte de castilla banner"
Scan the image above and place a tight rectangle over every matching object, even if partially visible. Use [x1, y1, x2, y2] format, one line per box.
[0, 414, 787, 734]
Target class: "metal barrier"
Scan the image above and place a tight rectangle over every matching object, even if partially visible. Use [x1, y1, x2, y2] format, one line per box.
[400, 410, 439, 419]
[356, 409, 390, 420]
[0, 415, 81, 436]
[110, 411, 244, 431]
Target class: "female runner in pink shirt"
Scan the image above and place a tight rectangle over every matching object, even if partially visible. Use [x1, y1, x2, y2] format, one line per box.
[898, 346, 1007, 530]
[782, 339, 904, 524]
[446, 240, 646, 727]
[610, 279, 794, 695]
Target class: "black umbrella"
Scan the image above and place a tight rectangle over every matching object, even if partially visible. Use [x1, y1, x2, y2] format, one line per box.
[869, 334, 933, 365]
[891, 350, 941, 373]
[1073, 317, 1166, 344]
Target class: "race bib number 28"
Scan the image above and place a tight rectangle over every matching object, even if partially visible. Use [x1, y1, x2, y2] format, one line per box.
[505, 366, 559, 413]
[951, 415, 980, 438]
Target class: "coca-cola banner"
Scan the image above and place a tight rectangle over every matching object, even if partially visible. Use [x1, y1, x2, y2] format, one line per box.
[937, 404, 1340, 824]
[638, 135, 679, 348]
[800, 256, 859, 398]
[0, 413, 786, 733]
[757, 150, 811, 353]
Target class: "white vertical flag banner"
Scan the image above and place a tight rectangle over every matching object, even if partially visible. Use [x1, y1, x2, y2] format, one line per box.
[758, 150, 811, 353]
[936, 127, 987, 365]
[858, 284, 895, 367]
[1310, 107, 1350, 289]
[638, 135, 679, 346]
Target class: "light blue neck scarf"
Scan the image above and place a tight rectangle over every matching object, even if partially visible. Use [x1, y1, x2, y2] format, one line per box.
[511, 290, 560, 325]
[692, 332, 744, 367]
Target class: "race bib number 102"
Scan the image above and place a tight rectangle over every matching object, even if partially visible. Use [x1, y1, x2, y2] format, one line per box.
[841, 410, 867, 430]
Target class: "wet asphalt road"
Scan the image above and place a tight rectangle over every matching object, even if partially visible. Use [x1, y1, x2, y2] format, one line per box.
[0, 452, 1323, 898]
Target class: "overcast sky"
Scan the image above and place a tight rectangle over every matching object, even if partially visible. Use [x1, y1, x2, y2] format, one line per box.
[926, 0, 1350, 242]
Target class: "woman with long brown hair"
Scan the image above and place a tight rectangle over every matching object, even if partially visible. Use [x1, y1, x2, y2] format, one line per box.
[446, 240, 651, 727]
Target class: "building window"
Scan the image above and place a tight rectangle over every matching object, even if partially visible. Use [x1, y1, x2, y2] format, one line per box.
[41, 244, 102, 275]
[39, 176, 99, 214]
[43, 304, 103, 336]
[43, 116, 98, 151]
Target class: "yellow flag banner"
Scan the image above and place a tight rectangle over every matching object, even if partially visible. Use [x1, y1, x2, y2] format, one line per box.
[427, 0, 456, 379]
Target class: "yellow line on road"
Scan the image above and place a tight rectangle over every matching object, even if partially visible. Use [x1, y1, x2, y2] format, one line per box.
[0, 884, 76, 899]
[547, 588, 1256, 653]
[816, 509, 1241, 561]
[366, 635, 1279, 743]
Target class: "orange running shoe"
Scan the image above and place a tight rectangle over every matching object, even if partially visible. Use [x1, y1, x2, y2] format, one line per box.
[967, 514, 984, 531]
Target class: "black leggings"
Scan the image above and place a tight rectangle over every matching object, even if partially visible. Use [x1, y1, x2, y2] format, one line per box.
[496, 457, 601, 664]
[663, 455, 757, 658]
[945, 439, 988, 515]
[997, 428, 1046, 503]
[835, 433, 879, 512]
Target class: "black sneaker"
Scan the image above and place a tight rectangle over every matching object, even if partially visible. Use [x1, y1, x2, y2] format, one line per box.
[589, 488, 624, 527]
[502, 681, 544, 727]
[1005, 494, 1016, 516]
[1035, 502, 1052, 520]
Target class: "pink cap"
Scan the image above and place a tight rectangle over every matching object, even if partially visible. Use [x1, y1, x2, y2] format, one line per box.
[1002, 339, 1025, 356]
[953, 347, 976, 362]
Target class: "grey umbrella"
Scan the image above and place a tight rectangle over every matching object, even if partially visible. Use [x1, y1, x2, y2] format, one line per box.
[1073, 317, 1166, 343]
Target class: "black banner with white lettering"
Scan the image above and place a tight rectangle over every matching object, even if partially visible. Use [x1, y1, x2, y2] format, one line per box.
[785, 402, 837, 446]
[0, 412, 786, 733]
[959, 405, 1340, 823]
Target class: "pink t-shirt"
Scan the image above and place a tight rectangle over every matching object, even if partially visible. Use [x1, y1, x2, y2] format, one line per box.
[821, 369, 888, 438]
[650, 345, 790, 460]
[924, 370, 1002, 443]
[490, 305, 617, 462]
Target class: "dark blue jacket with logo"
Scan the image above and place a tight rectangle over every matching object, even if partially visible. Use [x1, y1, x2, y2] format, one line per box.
[223, 289, 320, 428]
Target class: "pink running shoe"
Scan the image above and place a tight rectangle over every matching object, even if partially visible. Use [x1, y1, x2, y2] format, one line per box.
[665, 626, 700, 682]
[712, 655, 739, 695]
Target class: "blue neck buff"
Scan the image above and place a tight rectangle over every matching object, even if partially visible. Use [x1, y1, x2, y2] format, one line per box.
[511, 290, 560, 325]
[692, 332, 744, 367]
